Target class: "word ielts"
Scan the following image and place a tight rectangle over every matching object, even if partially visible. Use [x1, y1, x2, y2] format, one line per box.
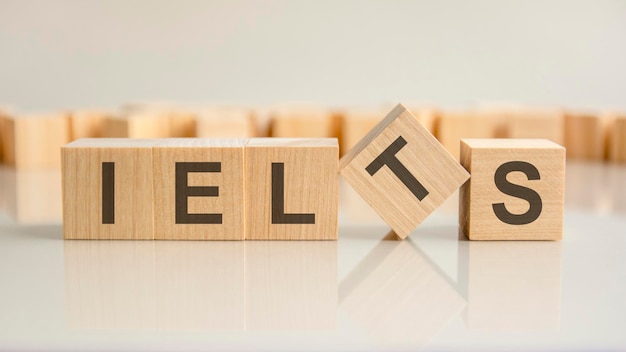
[62, 104, 565, 241]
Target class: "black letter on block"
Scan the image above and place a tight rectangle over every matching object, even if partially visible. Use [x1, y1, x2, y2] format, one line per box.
[176, 162, 222, 224]
[102, 162, 115, 224]
[492, 161, 543, 225]
[271, 162, 315, 224]
[365, 136, 429, 201]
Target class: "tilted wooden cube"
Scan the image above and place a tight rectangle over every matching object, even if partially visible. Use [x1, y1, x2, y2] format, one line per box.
[152, 139, 246, 240]
[339, 103, 470, 239]
[245, 138, 338, 240]
[459, 139, 565, 240]
[62, 139, 157, 239]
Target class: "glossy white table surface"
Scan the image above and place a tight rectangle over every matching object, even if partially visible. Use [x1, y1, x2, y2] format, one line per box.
[0, 161, 624, 351]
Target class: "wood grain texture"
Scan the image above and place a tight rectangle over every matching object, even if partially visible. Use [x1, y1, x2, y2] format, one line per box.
[194, 107, 256, 138]
[1, 112, 70, 169]
[563, 111, 609, 160]
[340, 103, 470, 239]
[62, 138, 157, 239]
[152, 138, 247, 240]
[608, 113, 626, 163]
[245, 138, 338, 240]
[459, 139, 565, 240]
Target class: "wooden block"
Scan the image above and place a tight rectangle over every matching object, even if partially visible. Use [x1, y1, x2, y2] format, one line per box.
[62, 138, 157, 240]
[436, 110, 502, 160]
[466, 241, 561, 330]
[245, 138, 338, 240]
[459, 139, 565, 240]
[506, 108, 565, 145]
[167, 109, 196, 138]
[152, 138, 246, 240]
[608, 113, 626, 163]
[0, 112, 70, 169]
[270, 105, 341, 139]
[121, 102, 196, 138]
[194, 107, 256, 138]
[339, 108, 387, 156]
[246, 241, 337, 330]
[69, 110, 111, 140]
[102, 112, 171, 138]
[564, 111, 608, 160]
[340, 104, 470, 239]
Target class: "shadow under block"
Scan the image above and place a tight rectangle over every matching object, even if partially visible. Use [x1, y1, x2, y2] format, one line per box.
[564, 112, 608, 160]
[1, 113, 70, 169]
[245, 138, 339, 240]
[103, 113, 171, 138]
[62, 139, 157, 239]
[152, 139, 246, 240]
[459, 139, 565, 240]
[609, 114, 626, 163]
[339, 104, 470, 239]
[194, 107, 256, 138]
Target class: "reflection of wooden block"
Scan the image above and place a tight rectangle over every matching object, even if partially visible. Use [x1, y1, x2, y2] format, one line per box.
[459, 139, 565, 240]
[340, 104, 470, 239]
[62, 139, 157, 240]
[608, 113, 626, 163]
[564, 112, 608, 160]
[102, 113, 170, 138]
[270, 105, 341, 139]
[436, 110, 502, 160]
[69, 110, 111, 140]
[194, 107, 256, 138]
[2, 168, 62, 224]
[155, 241, 244, 330]
[245, 138, 338, 240]
[506, 108, 564, 145]
[152, 139, 246, 240]
[466, 241, 562, 330]
[1, 113, 70, 169]
[64, 241, 156, 329]
[246, 241, 337, 330]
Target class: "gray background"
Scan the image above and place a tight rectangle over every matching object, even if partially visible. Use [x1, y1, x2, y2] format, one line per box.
[1, 0, 625, 110]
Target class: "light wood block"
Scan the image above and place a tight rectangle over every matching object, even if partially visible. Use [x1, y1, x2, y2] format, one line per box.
[506, 108, 565, 145]
[340, 104, 470, 239]
[0, 112, 70, 169]
[62, 138, 157, 240]
[168, 109, 196, 138]
[152, 138, 246, 240]
[436, 110, 503, 160]
[608, 113, 626, 163]
[270, 105, 341, 140]
[69, 110, 111, 140]
[245, 138, 338, 240]
[194, 107, 256, 138]
[564, 111, 609, 160]
[339, 108, 387, 156]
[102, 113, 171, 138]
[459, 139, 565, 240]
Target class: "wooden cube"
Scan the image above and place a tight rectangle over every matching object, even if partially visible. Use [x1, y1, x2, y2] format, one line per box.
[245, 138, 338, 240]
[564, 111, 609, 160]
[0, 112, 70, 169]
[340, 104, 470, 239]
[459, 139, 565, 240]
[152, 139, 246, 240]
[436, 110, 503, 160]
[339, 108, 387, 156]
[194, 107, 256, 138]
[269, 105, 341, 139]
[102, 113, 171, 138]
[69, 110, 111, 140]
[62, 139, 157, 239]
[506, 108, 565, 145]
[608, 113, 626, 163]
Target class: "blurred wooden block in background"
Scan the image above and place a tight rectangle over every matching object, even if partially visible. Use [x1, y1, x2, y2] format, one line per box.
[69, 110, 112, 140]
[153, 139, 246, 240]
[564, 111, 608, 160]
[459, 139, 565, 240]
[167, 109, 196, 138]
[62, 139, 157, 240]
[270, 105, 341, 140]
[339, 108, 387, 156]
[103, 112, 171, 138]
[608, 113, 626, 163]
[340, 104, 470, 239]
[245, 138, 338, 240]
[506, 108, 564, 145]
[436, 110, 503, 160]
[0, 112, 70, 169]
[194, 107, 256, 138]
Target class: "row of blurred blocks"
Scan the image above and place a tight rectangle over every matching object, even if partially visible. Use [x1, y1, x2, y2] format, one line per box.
[0, 102, 625, 169]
